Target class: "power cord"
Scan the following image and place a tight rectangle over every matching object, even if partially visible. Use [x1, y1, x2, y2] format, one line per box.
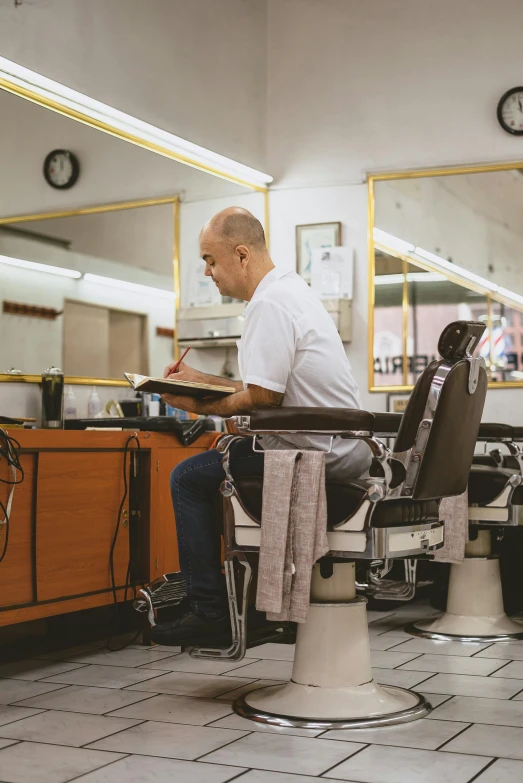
[0, 429, 25, 565]
[107, 434, 143, 652]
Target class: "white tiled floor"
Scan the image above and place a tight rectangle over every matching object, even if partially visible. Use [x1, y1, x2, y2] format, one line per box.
[0, 602, 522, 782]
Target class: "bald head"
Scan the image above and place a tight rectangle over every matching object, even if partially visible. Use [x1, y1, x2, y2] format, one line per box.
[204, 207, 266, 250]
[199, 207, 273, 302]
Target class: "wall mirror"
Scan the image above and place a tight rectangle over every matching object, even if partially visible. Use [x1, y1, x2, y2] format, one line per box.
[369, 164, 523, 391]
[0, 68, 269, 386]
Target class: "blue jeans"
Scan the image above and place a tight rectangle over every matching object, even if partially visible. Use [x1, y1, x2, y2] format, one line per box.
[170, 438, 264, 618]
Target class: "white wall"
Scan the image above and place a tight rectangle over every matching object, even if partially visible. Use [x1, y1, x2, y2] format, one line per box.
[267, 0, 523, 187]
[0, 0, 267, 171]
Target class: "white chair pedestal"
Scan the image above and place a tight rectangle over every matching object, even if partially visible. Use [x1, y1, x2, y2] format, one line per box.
[235, 562, 430, 730]
[407, 531, 523, 643]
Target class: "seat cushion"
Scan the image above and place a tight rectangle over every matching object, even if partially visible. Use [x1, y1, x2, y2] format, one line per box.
[234, 477, 439, 529]
[468, 465, 523, 505]
[473, 453, 521, 470]
[235, 476, 365, 528]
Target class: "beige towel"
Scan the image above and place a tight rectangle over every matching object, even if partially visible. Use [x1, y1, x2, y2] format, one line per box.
[435, 490, 469, 563]
[256, 450, 329, 623]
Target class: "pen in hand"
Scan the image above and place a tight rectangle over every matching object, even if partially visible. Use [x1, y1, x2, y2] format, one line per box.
[171, 346, 191, 374]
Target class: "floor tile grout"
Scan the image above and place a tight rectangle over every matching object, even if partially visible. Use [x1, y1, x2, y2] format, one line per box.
[195, 729, 256, 762]
[62, 753, 133, 783]
[319, 742, 370, 777]
[463, 757, 499, 783]
[433, 721, 474, 750]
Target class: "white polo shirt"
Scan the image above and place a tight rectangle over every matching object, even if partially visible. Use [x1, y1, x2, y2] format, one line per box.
[237, 267, 370, 479]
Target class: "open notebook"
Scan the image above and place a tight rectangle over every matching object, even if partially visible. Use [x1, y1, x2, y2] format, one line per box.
[124, 372, 235, 398]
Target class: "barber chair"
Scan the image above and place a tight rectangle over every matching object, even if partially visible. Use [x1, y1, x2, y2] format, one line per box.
[407, 423, 523, 642]
[186, 321, 487, 729]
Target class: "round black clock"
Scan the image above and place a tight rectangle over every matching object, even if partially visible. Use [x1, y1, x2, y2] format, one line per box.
[497, 87, 523, 135]
[43, 149, 80, 189]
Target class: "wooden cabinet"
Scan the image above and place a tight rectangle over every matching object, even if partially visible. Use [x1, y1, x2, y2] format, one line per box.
[0, 428, 215, 626]
[0, 454, 36, 608]
[35, 452, 129, 602]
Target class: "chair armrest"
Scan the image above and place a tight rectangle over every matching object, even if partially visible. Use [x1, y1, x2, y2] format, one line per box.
[478, 422, 514, 441]
[372, 412, 403, 436]
[233, 407, 375, 433]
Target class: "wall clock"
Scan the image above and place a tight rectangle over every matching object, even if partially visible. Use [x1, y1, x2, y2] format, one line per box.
[43, 149, 80, 189]
[497, 87, 523, 135]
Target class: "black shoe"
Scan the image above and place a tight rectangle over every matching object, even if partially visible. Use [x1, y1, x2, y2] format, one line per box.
[150, 610, 232, 647]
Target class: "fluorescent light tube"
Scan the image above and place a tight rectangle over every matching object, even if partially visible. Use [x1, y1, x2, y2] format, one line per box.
[373, 228, 415, 254]
[498, 287, 523, 306]
[413, 247, 499, 293]
[83, 273, 175, 300]
[0, 56, 273, 189]
[0, 254, 81, 278]
[375, 272, 446, 285]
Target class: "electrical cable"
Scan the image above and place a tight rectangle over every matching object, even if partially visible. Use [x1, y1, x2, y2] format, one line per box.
[106, 433, 143, 652]
[0, 429, 24, 564]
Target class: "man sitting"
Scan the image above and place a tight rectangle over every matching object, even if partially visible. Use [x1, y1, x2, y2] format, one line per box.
[153, 207, 369, 646]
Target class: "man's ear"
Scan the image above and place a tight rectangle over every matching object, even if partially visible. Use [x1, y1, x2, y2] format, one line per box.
[236, 244, 250, 266]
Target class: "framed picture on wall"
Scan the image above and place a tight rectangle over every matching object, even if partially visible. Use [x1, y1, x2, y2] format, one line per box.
[296, 222, 342, 284]
[386, 393, 411, 413]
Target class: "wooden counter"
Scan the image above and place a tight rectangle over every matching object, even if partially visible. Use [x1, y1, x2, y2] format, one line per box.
[0, 428, 216, 627]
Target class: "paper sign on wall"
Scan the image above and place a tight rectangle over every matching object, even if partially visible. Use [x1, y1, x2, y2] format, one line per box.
[311, 245, 353, 299]
[187, 260, 222, 307]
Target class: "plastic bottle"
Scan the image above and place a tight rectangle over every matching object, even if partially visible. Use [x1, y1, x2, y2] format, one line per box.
[148, 394, 160, 417]
[88, 387, 102, 418]
[64, 386, 77, 420]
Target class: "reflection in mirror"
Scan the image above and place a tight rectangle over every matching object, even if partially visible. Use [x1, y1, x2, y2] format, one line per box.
[373, 250, 405, 386]
[406, 267, 487, 386]
[1, 203, 177, 378]
[371, 166, 523, 389]
[0, 87, 252, 382]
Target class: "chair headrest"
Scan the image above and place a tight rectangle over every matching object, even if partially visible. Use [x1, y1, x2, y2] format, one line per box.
[438, 321, 486, 360]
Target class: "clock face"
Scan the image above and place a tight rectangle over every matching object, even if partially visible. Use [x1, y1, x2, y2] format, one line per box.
[497, 88, 523, 135]
[43, 149, 80, 189]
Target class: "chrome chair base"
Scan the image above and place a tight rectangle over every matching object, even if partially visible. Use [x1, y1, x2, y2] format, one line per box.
[234, 684, 430, 730]
[406, 618, 523, 643]
[406, 543, 523, 642]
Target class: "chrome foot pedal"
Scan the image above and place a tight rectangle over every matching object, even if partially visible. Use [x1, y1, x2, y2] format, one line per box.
[133, 572, 186, 627]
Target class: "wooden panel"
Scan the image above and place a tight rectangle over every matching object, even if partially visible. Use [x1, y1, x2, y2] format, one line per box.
[109, 310, 148, 377]
[63, 300, 109, 377]
[0, 587, 129, 628]
[150, 445, 211, 578]
[0, 454, 36, 607]
[0, 428, 217, 453]
[36, 452, 130, 601]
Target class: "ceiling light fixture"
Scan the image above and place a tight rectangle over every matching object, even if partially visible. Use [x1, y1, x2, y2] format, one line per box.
[0, 56, 273, 190]
[83, 273, 175, 300]
[0, 254, 81, 278]
[373, 228, 415, 254]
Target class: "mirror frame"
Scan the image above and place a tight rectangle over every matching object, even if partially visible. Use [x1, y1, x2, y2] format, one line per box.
[368, 161, 523, 393]
[0, 67, 270, 386]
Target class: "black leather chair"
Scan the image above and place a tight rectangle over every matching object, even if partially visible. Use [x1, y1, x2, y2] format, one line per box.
[408, 422, 523, 642]
[186, 321, 488, 730]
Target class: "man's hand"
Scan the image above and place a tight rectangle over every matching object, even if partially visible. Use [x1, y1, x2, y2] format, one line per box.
[163, 361, 204, 384]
